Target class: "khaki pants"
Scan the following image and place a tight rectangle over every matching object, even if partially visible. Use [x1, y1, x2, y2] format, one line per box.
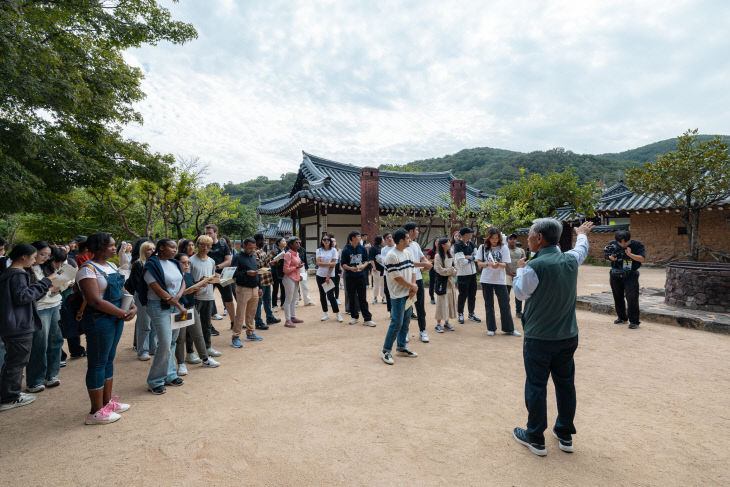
[233, 286, 259, 338]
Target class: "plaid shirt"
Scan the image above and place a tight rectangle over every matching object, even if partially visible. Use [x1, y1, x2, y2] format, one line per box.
[255, 248, 273, 286]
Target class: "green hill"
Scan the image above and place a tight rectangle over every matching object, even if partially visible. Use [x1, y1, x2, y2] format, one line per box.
[225, 135, 729, 204]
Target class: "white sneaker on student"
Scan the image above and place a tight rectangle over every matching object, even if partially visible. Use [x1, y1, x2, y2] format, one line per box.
[202, 357, 220, 368]
[177, 363, 188, 376]
[212, 313, 224, 320]
[348, 318, 359, 325]
[487, 330, 495, 336]
[321, 313, 329, 321]
[363, 320, 376, 327]
[420, 330, 430, 343]
[337, 313, 344, 322]
[0, 392, 36, 411]
[272, 306, 279, 312]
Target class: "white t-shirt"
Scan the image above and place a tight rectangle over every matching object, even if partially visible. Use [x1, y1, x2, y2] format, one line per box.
[477, 243, 511, 285]
[315, 248, 338, 278]
[408, 241, 425, 280]
[380, 244, 395, 274]
[189, 254, 216, 301]
[384, 247, 415, 299]
[144, 259, 183, 301]
[76, 262, 119, 300]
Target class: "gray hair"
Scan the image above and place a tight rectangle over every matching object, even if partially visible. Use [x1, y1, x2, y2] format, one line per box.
[530, 218, 562, 245]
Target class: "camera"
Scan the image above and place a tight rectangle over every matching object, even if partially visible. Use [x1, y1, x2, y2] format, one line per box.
[604, 241, 624, 260]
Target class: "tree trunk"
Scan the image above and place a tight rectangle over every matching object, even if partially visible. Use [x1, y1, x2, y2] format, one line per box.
[689, 208, 701, 261]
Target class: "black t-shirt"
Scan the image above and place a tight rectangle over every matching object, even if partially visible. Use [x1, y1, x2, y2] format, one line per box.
[609, 240, 646, 272]
[208, 240, 231, 266]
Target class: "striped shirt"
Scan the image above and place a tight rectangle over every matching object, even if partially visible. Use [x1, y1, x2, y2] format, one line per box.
[384, 247, 415, 299]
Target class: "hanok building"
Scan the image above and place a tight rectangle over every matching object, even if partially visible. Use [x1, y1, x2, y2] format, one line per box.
[256, 152, 488, 262]
[257, 217, 293, 247]
[594, 181, 730, 262]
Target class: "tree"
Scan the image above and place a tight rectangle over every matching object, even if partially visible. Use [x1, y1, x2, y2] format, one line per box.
[190, 184, 238, 236]
[218, 205, 259, 242]
[0, 0, 197, 213]
[500, 168, 601, 250]
[433, 194, 535, 237]
[625, 129, 730, 260]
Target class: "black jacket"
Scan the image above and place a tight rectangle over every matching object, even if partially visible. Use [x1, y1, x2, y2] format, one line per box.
[609, 240, 646, 272]
[233, 252, 260, 288]
[125, 260, 145, 296]
[0, 268, 51, 337]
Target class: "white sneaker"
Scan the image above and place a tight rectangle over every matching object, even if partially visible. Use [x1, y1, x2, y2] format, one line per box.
[381, 297, 387, 304]
[206, 347, 222, 357]
[185, 352, 202, 364]
[26, 384, 45, 393]
[222, 309, 228, 316]
[336, 299, 341, 305]
[202, 357, 220, 368]
[177, 363, 188, 376]
[45, 376, 61, 388]
[320, 312, 329, 321]
[337, 313, 344, 322]
[212, 313, 224, 320]
[420, 330, 430, 343]
[0, 392, 36, 411]
[348, 318, 359, 325]
[372, 299, 378, 304]
[363, 320, 376, 327]
[487, 330, 495, 336]
[505, 330, 522, 336]
[272, 306, 279, 312]
[85, 405, 121, 425]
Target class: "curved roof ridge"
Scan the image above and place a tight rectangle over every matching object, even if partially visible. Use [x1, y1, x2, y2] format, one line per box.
[303, 151, 456, 179]
[258, 193, 292, 204]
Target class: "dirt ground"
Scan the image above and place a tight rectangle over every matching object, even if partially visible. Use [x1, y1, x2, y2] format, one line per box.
[1, 265, 729, 486]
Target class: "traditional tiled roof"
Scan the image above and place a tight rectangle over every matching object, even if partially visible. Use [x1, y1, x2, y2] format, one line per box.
[257, 152, 490, 215]
[259, 218, 292, 238]
[554, 207, 584, 222]
[514, 224, 629, 236]
[596, 181, 730, 213]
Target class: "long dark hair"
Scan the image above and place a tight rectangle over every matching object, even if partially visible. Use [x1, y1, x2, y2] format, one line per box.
[431, 237, 439, 255]
[373, 235, 383, 247]
[319, 234, 332, 250]
[437, 238, 449, 262]
[41, 247, 67, 277]
[178, 239, 194, 256]
[484, 227, 502, 251]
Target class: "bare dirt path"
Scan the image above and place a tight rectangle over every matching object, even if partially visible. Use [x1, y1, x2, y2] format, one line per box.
[2, 266, 728, 486]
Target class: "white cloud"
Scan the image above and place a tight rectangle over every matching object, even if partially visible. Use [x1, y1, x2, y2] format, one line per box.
[123, 0, 730, 184]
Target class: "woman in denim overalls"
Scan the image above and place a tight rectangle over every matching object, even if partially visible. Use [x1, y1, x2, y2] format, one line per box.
[77, 233, 137, 425]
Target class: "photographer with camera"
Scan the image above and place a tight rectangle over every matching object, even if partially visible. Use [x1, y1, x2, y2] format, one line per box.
[605, 230, 645, 329]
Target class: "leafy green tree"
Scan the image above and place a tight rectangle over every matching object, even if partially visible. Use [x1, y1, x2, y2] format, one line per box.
[218, 204, 259, 242]
[0, 0, 197, 213]
[500, 168, 601, 220]
[626, 129, 730, 260]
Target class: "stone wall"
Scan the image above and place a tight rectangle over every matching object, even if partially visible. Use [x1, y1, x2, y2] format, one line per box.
[665, 262, 730, 312]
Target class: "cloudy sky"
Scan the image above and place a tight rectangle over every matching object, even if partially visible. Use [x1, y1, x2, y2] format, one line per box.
[124, 0, 730, 184]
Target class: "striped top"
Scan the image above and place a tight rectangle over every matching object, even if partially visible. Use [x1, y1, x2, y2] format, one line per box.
[384, 247, 415, 299]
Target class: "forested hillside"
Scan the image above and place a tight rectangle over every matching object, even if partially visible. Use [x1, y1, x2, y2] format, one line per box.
[223, 135, 729, 203]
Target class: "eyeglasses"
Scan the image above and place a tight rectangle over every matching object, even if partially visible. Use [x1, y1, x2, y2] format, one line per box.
[322, 239, 331, 242]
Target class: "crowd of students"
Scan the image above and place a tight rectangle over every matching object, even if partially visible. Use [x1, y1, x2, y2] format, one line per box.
[0, 221, 529, 422]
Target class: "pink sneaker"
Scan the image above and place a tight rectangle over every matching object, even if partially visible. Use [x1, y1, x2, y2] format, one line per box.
[85, 403, 121, 425]
[284, 320, 296, 328]
[291, 317, 303, 324]
[107, 395, 130, 413]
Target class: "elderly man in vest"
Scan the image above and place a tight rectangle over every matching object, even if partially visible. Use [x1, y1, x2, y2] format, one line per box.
[511, 218, 593, 456]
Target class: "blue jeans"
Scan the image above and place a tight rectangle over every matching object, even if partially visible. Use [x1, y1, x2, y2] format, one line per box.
[382, 296, 412, 353]
[523, 336, 579, 444]
[85, 313, 124, 390]
[255, 285, 276, 325]
[26, 305, 64, 386]
[133, 294, 157, 356]
[146, 300, 179, 388]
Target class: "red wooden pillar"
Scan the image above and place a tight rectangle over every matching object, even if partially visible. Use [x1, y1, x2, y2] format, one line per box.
[360, 167, 380, 238]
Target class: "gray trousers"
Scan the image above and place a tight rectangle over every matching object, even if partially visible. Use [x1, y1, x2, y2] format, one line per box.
[1, 333, 34, 403]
